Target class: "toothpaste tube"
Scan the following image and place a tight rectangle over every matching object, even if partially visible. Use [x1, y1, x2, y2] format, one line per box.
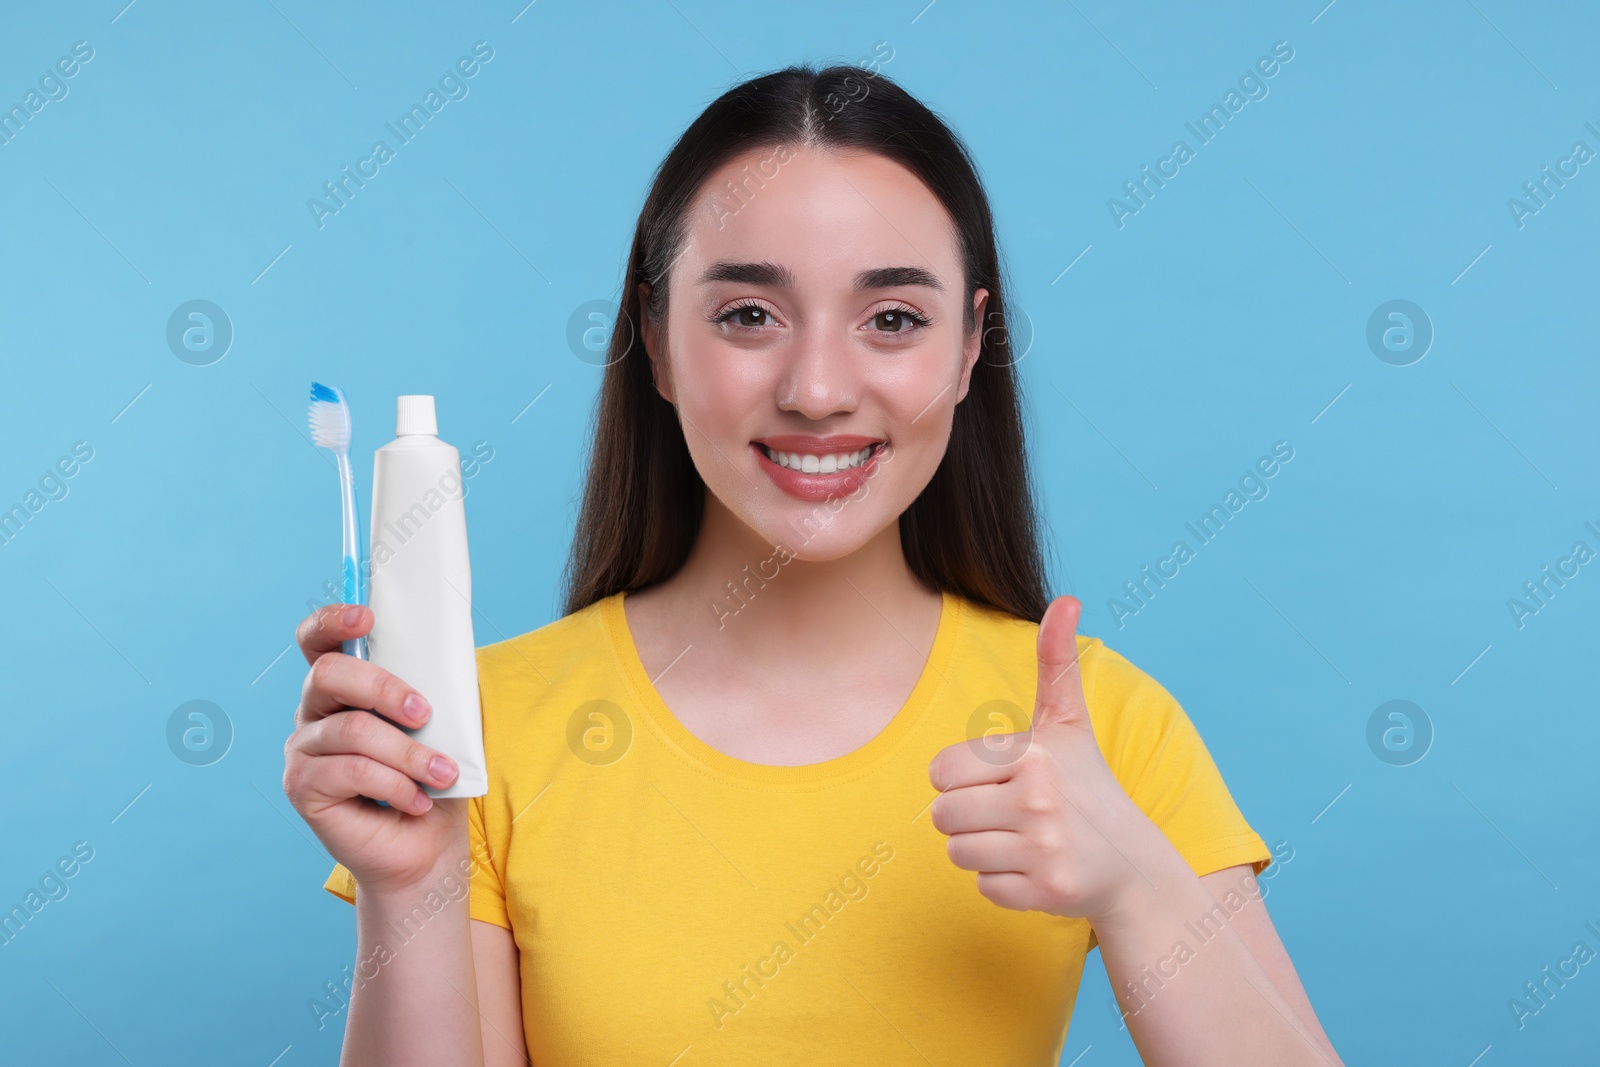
[365, 395, 488, 798]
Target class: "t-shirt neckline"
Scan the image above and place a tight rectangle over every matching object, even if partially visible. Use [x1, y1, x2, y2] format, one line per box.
[600, 587, 964, 787]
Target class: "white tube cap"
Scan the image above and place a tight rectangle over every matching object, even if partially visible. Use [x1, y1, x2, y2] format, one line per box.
[395, 395, 437, 436]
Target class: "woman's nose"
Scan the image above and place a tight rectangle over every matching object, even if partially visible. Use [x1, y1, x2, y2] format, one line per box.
[776, 330, 859, 418]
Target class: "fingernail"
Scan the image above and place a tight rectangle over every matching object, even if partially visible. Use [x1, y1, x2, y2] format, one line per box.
[430, 756, 457, 785]
[341, 605, 364, 627]
[403, 693, 431, 722]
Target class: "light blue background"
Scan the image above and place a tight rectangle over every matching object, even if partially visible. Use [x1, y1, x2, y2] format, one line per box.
[2, 0, 1595, 1063]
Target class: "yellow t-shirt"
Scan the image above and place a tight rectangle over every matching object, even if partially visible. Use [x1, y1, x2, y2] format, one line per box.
[323, 589, 1271, 1065]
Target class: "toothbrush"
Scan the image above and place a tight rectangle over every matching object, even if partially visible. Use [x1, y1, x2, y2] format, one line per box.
[308, 382, 367, 660]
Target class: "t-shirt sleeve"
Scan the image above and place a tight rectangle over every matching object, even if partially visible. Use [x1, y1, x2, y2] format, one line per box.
[1084, 637, 1273, 878]
[319, 793, 512, 930]
[465, 792, 512, 928]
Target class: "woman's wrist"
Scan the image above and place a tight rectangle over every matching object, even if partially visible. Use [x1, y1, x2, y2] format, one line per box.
[356, 843, 476, 912]
[1084, 815, 1197, 936]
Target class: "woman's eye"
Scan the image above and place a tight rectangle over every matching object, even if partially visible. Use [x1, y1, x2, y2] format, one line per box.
[872, 307, 931, 334]
[716, 304, 773, 329]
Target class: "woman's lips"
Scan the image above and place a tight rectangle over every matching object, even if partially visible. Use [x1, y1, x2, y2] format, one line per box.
[751, 441, 885, 502]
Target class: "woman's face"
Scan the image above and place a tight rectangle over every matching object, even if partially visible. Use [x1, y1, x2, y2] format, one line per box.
[641, 145, 988, 561]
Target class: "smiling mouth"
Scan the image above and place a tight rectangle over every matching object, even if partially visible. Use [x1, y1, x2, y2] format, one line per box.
[757, 442, 884, 475]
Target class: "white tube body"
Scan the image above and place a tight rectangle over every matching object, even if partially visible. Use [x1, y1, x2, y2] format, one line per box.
[366, 404, 487, 798]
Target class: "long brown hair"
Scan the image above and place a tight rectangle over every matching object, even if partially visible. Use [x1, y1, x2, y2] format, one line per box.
[561, 62, 1052, 624]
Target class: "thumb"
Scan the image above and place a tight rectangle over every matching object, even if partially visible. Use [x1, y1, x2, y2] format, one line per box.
[1032, 595, 1091, 732]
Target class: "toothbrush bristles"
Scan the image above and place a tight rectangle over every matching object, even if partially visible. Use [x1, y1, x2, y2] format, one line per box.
[308, 381, 352, 451]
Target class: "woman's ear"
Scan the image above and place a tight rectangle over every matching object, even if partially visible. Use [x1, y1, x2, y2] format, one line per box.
[955, 287, 990, 403]
[638, 281, 675, 404]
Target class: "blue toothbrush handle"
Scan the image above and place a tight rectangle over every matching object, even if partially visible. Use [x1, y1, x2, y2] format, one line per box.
[338, 499, 382, 801]
[337, 475, 368, 662]
[337, 556, 366, 662]
[339, 547, 384, 797]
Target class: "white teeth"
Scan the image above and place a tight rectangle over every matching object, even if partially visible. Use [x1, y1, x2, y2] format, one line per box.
[761, 444, 877, 473]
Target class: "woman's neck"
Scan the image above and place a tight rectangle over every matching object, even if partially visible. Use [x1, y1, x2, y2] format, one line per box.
[628, 494, 943, 678]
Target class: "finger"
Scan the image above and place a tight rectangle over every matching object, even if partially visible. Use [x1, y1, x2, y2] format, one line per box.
[293, 753, 434, 816]
[945, 829, 1031, 874]
[974, 871, 1049, 912]
[930, 782, 1027, 836]
[298, 603, 372, 664]
[1032, 595, 1091, 731]
[298, 709, 459, 791]
[929, 735, 1031, 793]
[297, 652, 431, 729]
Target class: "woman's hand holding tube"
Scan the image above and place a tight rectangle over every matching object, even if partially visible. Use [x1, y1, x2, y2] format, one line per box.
[283, 603, 467, 898]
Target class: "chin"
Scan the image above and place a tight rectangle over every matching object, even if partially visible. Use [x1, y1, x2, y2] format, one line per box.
[765, 503, 893, 559]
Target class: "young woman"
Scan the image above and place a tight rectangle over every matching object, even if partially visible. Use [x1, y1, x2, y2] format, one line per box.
[284, 63, 1343, 1066]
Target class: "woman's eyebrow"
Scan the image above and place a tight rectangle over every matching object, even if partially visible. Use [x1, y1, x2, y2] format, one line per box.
[698, 261, 945, 293]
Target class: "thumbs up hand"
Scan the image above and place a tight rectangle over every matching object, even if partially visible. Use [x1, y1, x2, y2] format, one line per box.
[927, 595, 1175, 924]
